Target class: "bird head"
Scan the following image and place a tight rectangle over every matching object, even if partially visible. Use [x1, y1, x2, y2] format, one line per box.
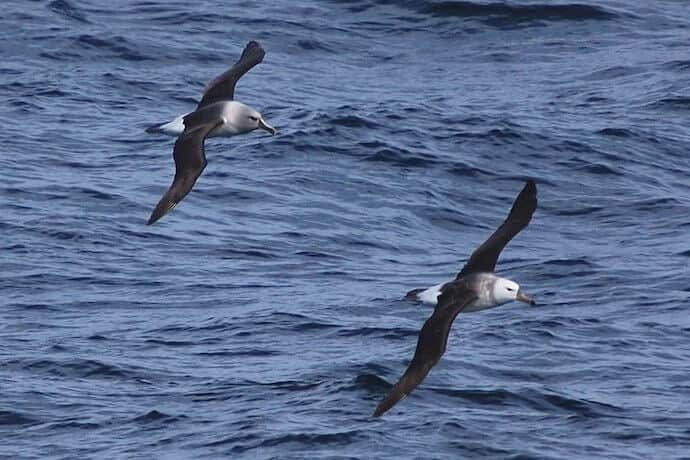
[493, 277, 536, 306]
[231, 102, 276, 135]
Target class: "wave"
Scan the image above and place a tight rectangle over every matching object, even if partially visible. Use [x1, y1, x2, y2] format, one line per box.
[47, 0, 90, 24]
[4, 358, 152, 382]
[257, 430, 362, 448]
[74, 34, 151, 62]
[363, 145, 441, 168]
[432, 387, 623, 417]
[420, 2, 618, 24]
[651, 96, 690, 110]
[131, 409, 183, 424]
[0, 410, 39, 426]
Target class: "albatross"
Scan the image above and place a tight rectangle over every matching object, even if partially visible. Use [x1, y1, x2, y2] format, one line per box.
[373, 179, 538, 417]
[145, 41, 276, 225]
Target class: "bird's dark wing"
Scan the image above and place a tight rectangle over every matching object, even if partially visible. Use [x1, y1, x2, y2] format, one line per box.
[457, 180, 537, 277]
[146, 118, 223, 225]
[196, 41, 265, 110]
[373, 283, 477, 417]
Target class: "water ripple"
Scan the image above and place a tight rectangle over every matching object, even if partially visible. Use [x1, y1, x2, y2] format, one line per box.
[2, 0, 690, 458]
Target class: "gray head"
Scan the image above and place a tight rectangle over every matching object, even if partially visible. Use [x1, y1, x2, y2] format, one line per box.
[226, 101, 276, 135]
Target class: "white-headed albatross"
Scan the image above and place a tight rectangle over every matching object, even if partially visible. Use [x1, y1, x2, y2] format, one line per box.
[373, 179, 538, 417]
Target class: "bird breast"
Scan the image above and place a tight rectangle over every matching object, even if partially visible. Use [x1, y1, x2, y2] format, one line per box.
[462, 273, 500, 312]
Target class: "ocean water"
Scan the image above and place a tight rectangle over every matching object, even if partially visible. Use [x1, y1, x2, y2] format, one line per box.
[2, 0, 690, 458]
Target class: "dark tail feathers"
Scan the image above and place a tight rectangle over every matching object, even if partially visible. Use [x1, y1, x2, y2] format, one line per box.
[404, 288, 425, 301]
[145, 123, 164, 134]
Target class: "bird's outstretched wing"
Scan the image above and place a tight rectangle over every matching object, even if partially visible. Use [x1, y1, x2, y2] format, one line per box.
[196, 41, 265, 110]
[147, 118, 223, 225]
[373, 283, 477, 417]
[457, 180, 537, 277]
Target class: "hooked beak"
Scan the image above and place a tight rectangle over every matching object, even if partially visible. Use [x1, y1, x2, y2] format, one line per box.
[516, 289, 536, 306]
[258, 118, 277, 136]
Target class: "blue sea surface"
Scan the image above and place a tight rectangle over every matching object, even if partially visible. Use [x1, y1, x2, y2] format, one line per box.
[2, 0, 690, 458]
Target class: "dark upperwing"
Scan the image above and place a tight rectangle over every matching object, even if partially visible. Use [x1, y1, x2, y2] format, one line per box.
[196, 41, 265, 110]
[456, 180, 537, 278]
[146, 118, 224, 225]
[373, 282, 477, 417]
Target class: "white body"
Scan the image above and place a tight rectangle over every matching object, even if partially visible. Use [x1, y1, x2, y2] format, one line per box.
[416, 273, 523, 312]
[147, 101, 274, 138]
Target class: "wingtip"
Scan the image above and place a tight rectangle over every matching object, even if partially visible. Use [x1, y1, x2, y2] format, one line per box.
[372, 399, 390, 418]
[520, 179, 537, 201]
[372, 388, 405, 418]
[146, 211, 161, 225]
[147, 203, 173, 226]
[242, 40, 265, 60]
[147, 207, 169, 225]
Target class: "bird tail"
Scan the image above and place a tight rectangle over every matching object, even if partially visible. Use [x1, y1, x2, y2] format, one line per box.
[404, 288, 425, 301]
[145, 123, 165, 134]
[145, 114, 187, 136]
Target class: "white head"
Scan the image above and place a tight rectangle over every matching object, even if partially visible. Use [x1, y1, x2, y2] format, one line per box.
[491, 277, 535, 306]
[227, 101, 276, 136]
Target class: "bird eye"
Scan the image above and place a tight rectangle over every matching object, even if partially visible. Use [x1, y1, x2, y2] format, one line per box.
[249, 116, 258, 121]
[506, 287, 514, 292]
